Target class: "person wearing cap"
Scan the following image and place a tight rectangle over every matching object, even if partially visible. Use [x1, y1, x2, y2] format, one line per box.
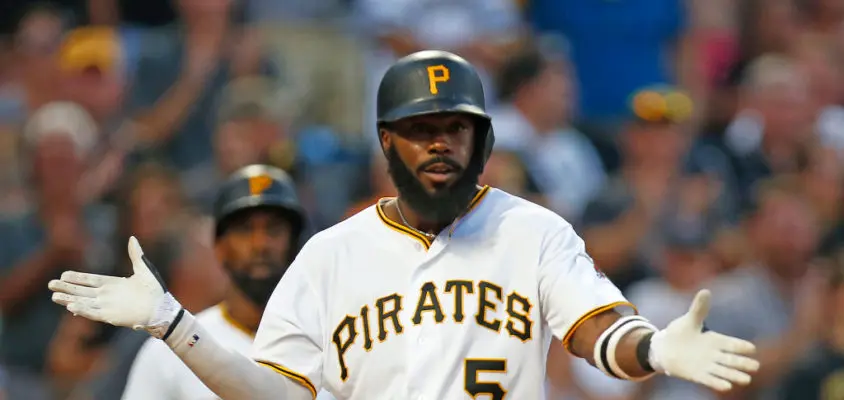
[184, 75, 302, 215]
[579, 85, 694, 293]
[58, 26, 128, 123]
[122, 165, 333, 399]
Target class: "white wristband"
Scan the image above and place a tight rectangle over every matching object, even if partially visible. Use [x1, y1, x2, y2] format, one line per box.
[593, 315, 658, 380]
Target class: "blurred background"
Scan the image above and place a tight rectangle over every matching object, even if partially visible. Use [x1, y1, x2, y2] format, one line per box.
[0, 0, 843, 399]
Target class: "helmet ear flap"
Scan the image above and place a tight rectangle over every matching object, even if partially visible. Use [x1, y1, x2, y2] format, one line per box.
[470, 117, 494, 173]
[483, 123, 495, 164]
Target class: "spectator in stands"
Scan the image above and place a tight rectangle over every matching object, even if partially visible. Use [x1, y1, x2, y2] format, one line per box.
[527, 0, 697, 171]
[5, 3, 67, 114]
[240, 0, 364, 138]
[0, 366, 6, 400]
[491, 45, 605, 223]
[707, 177, 826, 399]
[796, 39, 844, 161]
[0, 101, 116, 400]
[721, 54, 814, 211]
[57, 163, 224, 400]
[0, 4, 68, 218]
[0, 363, 6, 398]
[122, 0, 236, 175]
[799, 146, 843, 240]
[58, 26, 128, 126]
[795, 0, 844, 48]
[549, 162, 728, 400]
[563, 216, 722, 400]
[480, 149, 544, 205]
[345, 151, 395, 219]
[781, 256, 844, 400]
[579, 86, 693, 292]
[184, 76, 301, 214]
[56, 26, 138, 205]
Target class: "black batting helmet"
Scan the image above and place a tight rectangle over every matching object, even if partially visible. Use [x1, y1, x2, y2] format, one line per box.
[213, 164, 305, 245]
[376, 50, 494, 169]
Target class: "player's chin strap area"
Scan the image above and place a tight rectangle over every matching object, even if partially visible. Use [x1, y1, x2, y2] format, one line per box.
[593, 315, 660, 381]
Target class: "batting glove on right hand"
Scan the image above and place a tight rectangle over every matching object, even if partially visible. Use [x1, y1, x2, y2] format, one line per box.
[648, 289, 760, 392]
[48, 236, 184, 339]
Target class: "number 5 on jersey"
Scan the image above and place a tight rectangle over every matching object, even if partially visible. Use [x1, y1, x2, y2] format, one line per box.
[464, 359, 506, 399]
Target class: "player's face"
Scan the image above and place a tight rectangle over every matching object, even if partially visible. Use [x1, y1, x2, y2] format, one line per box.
[216, 209, 293, 307]
[381, 113, 483, 222]
[385, 113, 475, 190]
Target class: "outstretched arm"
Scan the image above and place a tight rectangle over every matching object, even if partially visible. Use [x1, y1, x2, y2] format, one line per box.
[566, 290, 759, 390]
[567, 309, 654, 378]
[49, 237, 315, 400]
[540, 223, 759, 391]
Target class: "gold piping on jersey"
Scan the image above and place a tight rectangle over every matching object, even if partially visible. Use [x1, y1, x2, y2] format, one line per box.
[466, 185, 491, 213]
[256, 360, 318, 398]
[448, 185, 491, 238]
[560, 301, 638, 353]
[375, 185, 491, 250]
[219, 303, 255, 338]
[376, 200, 434, 249]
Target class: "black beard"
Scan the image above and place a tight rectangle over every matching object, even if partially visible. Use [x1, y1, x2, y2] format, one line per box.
[385, 145, 481, 223]
[225, 262, 288, 308]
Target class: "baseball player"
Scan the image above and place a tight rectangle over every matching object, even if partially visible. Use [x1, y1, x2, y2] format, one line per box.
[49, 50, 759, 400]
[120, 164, 334, 399]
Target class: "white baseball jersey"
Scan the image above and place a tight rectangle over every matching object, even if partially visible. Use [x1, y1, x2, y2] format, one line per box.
[123, 303, 335, 400]
[253, 186, 635, 399]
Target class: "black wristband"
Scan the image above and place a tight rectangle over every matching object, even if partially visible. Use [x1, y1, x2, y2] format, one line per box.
[162, 308, 185, 342]
[636, 331, 656, 373]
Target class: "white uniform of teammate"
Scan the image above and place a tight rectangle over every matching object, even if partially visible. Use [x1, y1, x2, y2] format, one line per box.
[253, 186, 634, 399]
[123, 304, 335, 400]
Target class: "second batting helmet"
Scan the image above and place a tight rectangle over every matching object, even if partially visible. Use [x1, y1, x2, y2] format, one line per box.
[376, 50, 494, 169]
[213, 164, 305, 246]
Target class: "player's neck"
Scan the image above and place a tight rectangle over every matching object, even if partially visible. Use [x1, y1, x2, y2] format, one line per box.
[389, 198, 451, 236]
[223, 292, 263, 335]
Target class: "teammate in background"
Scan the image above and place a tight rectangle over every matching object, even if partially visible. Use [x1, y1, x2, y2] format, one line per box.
[49, 51, 759, 399]
[121, 164, 332, 400]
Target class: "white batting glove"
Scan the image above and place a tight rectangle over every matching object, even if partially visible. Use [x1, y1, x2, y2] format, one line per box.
[48, 236, 184, 339]
[648, 289, 760, 392]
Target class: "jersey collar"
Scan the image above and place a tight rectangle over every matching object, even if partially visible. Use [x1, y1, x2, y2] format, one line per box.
[376, 185, 491, 251]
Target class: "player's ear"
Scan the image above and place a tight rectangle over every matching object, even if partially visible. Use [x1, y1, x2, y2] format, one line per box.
[379, 126, 392, 152]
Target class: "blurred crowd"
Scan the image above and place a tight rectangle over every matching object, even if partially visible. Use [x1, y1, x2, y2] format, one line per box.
[1, 0, 843, 399]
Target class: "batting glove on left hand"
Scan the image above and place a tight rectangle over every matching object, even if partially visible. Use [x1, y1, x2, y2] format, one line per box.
[648, 289, 761, 392]
[48, 236, 184, 339]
